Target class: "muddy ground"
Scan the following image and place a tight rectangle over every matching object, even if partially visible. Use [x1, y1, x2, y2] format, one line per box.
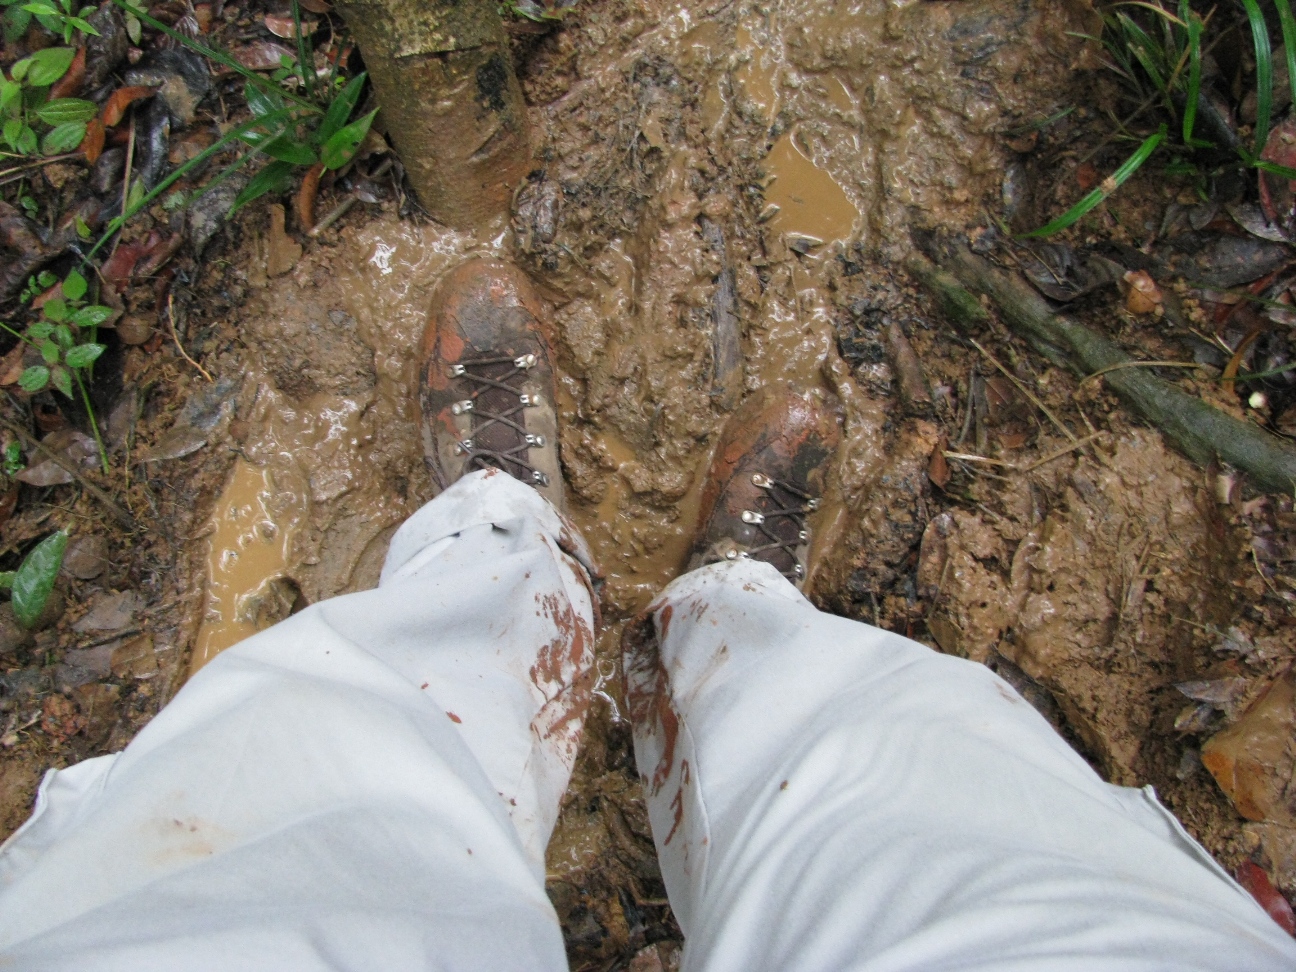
[3, 0, 1296, 966]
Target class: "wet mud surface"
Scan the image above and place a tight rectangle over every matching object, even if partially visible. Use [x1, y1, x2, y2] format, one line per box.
[4, 0, 1296, 964]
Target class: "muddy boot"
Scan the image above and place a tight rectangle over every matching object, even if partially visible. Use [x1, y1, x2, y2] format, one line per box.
[690, 389, 840, 588]
[419, 258, 564, 509]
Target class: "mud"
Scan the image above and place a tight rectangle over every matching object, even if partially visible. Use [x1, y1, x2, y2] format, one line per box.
[3, 0, 1294, 963]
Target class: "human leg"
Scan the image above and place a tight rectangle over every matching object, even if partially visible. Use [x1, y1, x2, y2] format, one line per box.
[0, 470, 593, 971]
[625, 393, 1296, 972]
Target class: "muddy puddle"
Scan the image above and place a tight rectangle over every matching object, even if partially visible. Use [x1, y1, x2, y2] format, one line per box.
[62, 0, 1292, 964]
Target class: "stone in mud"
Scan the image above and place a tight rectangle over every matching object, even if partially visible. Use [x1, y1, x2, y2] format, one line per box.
[1202, 668, 1296, 826]
[62, 535, 109, 581]
[72, 591, 142, 633]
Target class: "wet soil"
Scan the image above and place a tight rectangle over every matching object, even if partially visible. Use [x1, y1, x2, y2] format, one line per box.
[3, 0, 1296, 965]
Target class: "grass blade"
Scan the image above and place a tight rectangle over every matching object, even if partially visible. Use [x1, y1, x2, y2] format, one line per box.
[1179, 0, 1203, 144]
[1022, 126, 1166, 238]
[1241, 0, 1273, 157]
[1277, 0, 1296, 119]
[289, 0, 316, 103]
[86, 105, 299, 259]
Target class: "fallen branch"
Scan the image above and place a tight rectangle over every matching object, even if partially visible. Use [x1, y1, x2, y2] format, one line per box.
[0, 417, 139, 532]
[911, 243, 1296, 493]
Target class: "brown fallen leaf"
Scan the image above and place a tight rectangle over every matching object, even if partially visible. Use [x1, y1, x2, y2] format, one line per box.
[265, 13, 318, 37]
[100, 85, 158, 128]
[49, 46, 86, 100]
[296, 161, 323, 232]
[1076, 161, 1099, 192]
[193, 2, 212, 32]
[231, 41, 295, 71]
[101, 236, 156, 285]
[80, 117, 105, 165]
[1236, 862, 1296, 935]
[928, 434, 950, 489]
[0, 484, 18, 532]
[299, 0, 332, 12]
[0, 343, 25, 386]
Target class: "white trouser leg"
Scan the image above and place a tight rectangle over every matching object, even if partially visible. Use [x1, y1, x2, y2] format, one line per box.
[627, 559, 1296, 972]
[0, 469, 594, 972]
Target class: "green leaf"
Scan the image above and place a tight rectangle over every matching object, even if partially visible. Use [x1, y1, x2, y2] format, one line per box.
[52, 324, 72, 348]
[9, 57, 29, 82]
[41, 120, 85, 155]
[1022, 127, 1166, 239]
[67, 14, 96, 34]
[229, 159, 294, 216]
[245, 82, 285, 118]
[319, 71, 366, 144]
[11, 531, 66, 628]
[70, 305, 112, 328]
[0, 572, 15, 590]
[19, 2, 58, 16]
[61, 269, 86, 302]
[125, 177, 145, 213]
[73, 215, 90, 239]
[35, 97, 97, 125]
[262, 133, 317, 165]
[27, 321, 53, 340]
[124, 10, 140, 43]
[14, 123, 37, 155]
[2, 116, 23, 151]
[3, 7, 32, 43]
[1241, 0, 1272, 157]
[320, 107, 376, 170]
[18, 365, 48, 392]
[0, 80, 20, 117]
[36, 271, 56, 288]
[64, 342, 103, 368]
[50, 365, 71, 397]
[25, 46, 75, 87]
[39, 340, 58, 365]
[41, 297, 67, 322]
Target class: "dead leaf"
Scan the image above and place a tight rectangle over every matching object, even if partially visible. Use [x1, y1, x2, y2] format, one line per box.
[0, 484, 18, 531]
[16, 429, 97, 486]
[231, 41, 295, 71]
[193, 2, 212, 32]
[296, 161, 323, 232]
[928, 434, 950, 489]
[49, 46, 86, 100]
[1076, 161, 1099, 192]
[299, 0, 332, 12]
[80, 118, 105, 165]
[1237, 862, 1296, 935]
[0, 344, 23, 386]
[265, 13, 318, 37]
[100, 85, 158, 128]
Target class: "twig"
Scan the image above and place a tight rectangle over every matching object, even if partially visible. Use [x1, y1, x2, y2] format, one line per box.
[968, 337, 1079, 444]
[0, 416, 138, 531]
[1020, 433, 1106, 472]
[944, 451, 1014, 467]
[73, 627, 144, 650]
[1080, 359, 1207, 386]
[167, 294, 212, 382]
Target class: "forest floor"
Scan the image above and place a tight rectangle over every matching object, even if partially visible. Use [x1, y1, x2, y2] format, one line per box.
[3, 0, 1296, 967]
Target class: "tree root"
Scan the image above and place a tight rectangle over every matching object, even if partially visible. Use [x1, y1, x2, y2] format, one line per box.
[909, 242, 1296, 493]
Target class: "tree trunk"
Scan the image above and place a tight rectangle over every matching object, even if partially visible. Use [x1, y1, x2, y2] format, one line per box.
[331, 0, 532, 229]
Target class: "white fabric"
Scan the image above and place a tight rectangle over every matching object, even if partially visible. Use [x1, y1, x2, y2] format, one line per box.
[0, 470, 1291, 970]
[628, 560, 1296, 971]
[0, 470, 593, 970]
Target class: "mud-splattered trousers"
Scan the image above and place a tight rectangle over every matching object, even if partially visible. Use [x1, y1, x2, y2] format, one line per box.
[0, 470, 1293, 969]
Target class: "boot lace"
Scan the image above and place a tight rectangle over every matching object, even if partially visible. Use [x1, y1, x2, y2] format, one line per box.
[735, 473, 819, 580]
[448, 353, 549, 487]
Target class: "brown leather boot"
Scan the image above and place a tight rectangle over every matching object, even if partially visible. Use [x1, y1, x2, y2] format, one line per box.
[418, 258, 564, 509]
[690, 389, 841, 587]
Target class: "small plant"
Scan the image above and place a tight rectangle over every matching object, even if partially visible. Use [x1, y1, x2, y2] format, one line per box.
[0, 46, 97, 156]
[2, 441, 24, 477]
[17, 0, 98, 45]
[0, 530, 66, 628]
[1028, 0, 1296, 237]
[0, 268, 110, 471]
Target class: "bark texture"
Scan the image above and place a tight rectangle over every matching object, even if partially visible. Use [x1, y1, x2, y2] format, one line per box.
[332, 0, 531, 228]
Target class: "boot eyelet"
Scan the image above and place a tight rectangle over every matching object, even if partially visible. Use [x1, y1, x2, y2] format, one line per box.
[806, 498, 820, 510]
[447, 364, 466, 377]
[751, 473, 772, 488]
[798, 529, 809, 541]
[741, 510, 765, 524]
[515, 353, 537, 369]
[532, 470, 550, 485]
[793, 564, 805, 577]
[451, 399, 474, 415]
[525, 434, 545, 447]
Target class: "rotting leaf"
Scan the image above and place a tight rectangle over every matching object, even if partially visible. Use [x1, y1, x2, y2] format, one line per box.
[928, 434, 950, 489]
[11, 531, 67, 629]
[100, 85, 156, 127]
[1236, 861, 1296, 935]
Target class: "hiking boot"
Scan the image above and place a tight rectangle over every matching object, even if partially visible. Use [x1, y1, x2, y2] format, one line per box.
[689, 389, 841, 588]
[419, 258, 564, 509]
